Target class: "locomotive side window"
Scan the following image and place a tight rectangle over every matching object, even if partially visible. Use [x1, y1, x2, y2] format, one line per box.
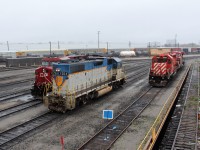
[117, 62, 122, 68]
[94, 60, 103, 66]
[108, 59, 113, 65]
[113, 62, 117, 69]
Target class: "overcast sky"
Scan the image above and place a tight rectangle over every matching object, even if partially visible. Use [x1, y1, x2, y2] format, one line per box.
[0, 0, 200, 46]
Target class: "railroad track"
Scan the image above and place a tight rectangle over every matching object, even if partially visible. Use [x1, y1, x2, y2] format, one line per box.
[122, 59, 150, 65]
[0, 60, 149, 149]
[171, 63, 199, 149]
[158, 66, 193, 149]
[0, 66, 37, 72]
[0, 73, 34, 82]
[0, 78, 34, 88]
[78, 87, 162, 150]
[0, 99, 42, 119]
[126, 67, 149, 83]
[124, 63, 150, 73]
[0, 112, 60, 150]
[0, 88, 31, 102]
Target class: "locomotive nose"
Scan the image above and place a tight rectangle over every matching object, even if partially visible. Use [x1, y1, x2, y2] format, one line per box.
[42, 68, 46, 73]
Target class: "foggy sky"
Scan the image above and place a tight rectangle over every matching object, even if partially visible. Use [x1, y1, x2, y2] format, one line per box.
[0, 0, 200, 46]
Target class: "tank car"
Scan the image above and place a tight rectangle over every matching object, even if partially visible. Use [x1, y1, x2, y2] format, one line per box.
[149, 51, 184, 87]
[43, 57, 126, 112]
[31, 55, 87, 96]
[119, 51, 136, 57]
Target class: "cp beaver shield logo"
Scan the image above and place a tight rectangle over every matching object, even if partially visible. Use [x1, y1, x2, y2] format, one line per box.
[55, 76, 63, 87]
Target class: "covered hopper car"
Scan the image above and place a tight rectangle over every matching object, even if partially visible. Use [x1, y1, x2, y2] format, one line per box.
[149, 51, 184, 86]
[44, 57, 126, 112]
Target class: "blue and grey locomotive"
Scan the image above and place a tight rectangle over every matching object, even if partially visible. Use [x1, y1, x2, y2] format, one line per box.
[44, 57, 126, 112]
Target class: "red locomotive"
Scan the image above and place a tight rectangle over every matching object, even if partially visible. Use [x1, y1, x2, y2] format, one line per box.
[31, 55, 87, 96]
[149, 51, 184, 86]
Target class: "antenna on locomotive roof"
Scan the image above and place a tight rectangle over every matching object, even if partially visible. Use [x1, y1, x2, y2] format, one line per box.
[7, 41, 9, 51]
[58, 41, 60, 49]
[107, 42, 109, 54]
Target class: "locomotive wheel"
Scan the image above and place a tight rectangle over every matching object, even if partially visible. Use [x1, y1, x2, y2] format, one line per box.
[82, 95, 87, 105]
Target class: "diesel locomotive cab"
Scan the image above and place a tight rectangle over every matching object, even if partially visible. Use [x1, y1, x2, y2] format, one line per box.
[149, 51, 183, 87]
[149, 54, 174, 87]
[44, 57, 126, 113]
[31, 56, 87, 97]
[31, 58, 61, 96]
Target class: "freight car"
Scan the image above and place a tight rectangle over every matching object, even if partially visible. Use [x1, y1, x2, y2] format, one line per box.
[43, 57, 126, 112]
[31, 55, 87, 96]
[149, 51, 184, 86]
[119, 51, 136, 57]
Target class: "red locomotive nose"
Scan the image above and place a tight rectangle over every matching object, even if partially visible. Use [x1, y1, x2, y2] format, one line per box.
[153, 63, 167, 75]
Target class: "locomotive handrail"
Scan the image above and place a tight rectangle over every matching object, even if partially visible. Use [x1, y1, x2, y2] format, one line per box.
[137, 64, 191, 150]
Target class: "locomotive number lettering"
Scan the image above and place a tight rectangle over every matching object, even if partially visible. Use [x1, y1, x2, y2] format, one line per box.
[53, 71, 68, 76]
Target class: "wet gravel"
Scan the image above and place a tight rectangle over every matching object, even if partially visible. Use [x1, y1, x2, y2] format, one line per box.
[9, 66, 149, 150]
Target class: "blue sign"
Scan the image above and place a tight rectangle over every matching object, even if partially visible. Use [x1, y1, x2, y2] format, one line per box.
[103, 110, 113, 119]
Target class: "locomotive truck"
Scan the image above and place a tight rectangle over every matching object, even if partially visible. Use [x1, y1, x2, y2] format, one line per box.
[149, 51, 184, 86]
[43, 57, 126, 113]
[31, 55, 87, 96]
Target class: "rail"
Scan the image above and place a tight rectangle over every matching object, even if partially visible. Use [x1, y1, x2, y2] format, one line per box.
[0, 99, 42, 119]
[171, 63, 199, 149]
[137, 65, 191, 150]
[77, 86, 163, 150]
[0, 112, 60, 149]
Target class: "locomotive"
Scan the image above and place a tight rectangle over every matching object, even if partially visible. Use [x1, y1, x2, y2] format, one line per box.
[149, 51, 184, 87]
[31, 55, 87, 96]
[43, 57, 126, 112]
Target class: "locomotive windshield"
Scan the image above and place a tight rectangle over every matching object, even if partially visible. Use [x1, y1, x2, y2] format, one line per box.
[154, 57, 168, 63]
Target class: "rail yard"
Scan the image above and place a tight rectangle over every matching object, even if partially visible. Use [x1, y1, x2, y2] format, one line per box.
[0, 54, 199, 150]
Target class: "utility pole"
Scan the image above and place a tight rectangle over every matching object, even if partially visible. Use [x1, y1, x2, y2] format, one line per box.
[98, 31, 100, 52]
[175, 34, 177, 47]
[49, 41, 52, 57]
[107, 42, 109, 54]
[148, 42, 151, 57]
[58, 41, 60, 49]
[7, 41, 9, 51]
[129, 41, 131, 50]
